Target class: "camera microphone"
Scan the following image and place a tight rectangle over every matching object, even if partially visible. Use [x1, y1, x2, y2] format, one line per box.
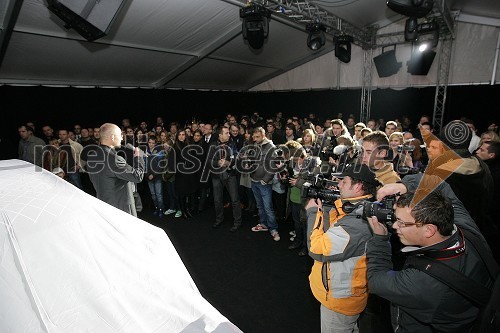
[333, 144, 349, 155]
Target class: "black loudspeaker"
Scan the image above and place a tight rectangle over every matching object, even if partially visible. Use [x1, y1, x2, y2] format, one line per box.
[373, 46, 402, 77]
[47, 0, 127, 41]
[407, 49, 436, 75]
[387, 0, 434, 18]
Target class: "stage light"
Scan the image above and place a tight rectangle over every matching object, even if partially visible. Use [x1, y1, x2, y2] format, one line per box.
[373, 45, 402, 77]
[407, 47, 436, 75]
[405, 17, 418, 41]
[387, 0, 435, 18]
[334, 35, 354, 63]
[416, 21, 439, 48]
[306, 23, 326, 50]
[240, 3, 271, 50]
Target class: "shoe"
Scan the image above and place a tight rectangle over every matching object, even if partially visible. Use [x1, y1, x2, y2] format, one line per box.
[158, 209, 163, 218]
[298, 248, 308, 256]
[164, 209, 176, 216]
[212, 221, 222, 228]
[230, 224, 241, 232]
[251, 224, 269, 232]
[288, 243, 301, 250]
[175, 210, 182, 218]
[152, 207, 159, 216]
[223, 202, 231, 208]
[290, 236, 296, 242]
[289, 231, 296, 236]
[271, 231, 280, 242]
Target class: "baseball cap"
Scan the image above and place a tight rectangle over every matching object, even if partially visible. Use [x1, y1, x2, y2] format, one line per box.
[336, 164, 380, 186]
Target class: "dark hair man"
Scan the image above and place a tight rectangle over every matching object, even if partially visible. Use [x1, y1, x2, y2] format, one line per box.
[361, 131, 400, 185]
[209, 126, 242, 231]
[250, 127, 280, 241]
[86, 123, 145, 217]
[305, 164, 380, 332]
[18, 125, 45, 167]
[367, 174, 494, 332]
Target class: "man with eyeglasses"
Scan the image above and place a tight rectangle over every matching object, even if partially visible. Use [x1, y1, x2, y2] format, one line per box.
[366, 174, 494, 332]
[304, 163, 380, 333]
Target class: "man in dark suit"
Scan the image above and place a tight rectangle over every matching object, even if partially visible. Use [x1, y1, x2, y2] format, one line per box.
[87, 123, 145, 217]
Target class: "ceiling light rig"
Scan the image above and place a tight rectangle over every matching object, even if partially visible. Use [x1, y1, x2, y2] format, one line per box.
[240, 2, 272, 50]
[334, 35, 354, 63]
[306, 22, 326, 51]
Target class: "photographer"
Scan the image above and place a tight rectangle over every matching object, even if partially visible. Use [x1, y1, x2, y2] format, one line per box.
[305, 164, 380, 332]
[327, 135, 359, 174]
[281, 141, 321, 256]
[366, 173, 495, 332]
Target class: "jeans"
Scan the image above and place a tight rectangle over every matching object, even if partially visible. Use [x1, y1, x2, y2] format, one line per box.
[251, 181, 278, 232]
[212, 175, 242, 225]
[148, 178, 164, 210]
[164, 180, 178, 210]
[290, 202, 306, 249]
[66, 171, 82, 189]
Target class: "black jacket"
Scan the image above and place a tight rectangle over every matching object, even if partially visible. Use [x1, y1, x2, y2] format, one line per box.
[367, 174, 494, 333]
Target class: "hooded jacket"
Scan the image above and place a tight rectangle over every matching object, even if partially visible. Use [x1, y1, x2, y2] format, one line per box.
[250, 137, 276, 184]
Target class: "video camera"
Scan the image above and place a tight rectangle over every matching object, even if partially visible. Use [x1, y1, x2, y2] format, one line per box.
[319, 135, 338, 161]
[396, 144, 415, 153]
[301, 173, 340, 204]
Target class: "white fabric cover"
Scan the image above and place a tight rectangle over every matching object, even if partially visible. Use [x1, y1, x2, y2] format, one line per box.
[0, 159, 241, 333]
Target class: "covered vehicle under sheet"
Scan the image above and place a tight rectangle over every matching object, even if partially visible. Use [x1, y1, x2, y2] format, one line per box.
[0, 159, 241, 333]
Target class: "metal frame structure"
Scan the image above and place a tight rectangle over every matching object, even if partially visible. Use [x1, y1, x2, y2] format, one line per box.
[248, 0, 373, 48]
[360, 48, 374, 123]
[245, 0, 456, 124]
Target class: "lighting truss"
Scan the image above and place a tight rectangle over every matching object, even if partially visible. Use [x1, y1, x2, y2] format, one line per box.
[248, 0, 374, 49]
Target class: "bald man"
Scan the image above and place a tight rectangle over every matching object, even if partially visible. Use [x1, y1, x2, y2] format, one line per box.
[86, 123, 145, 216]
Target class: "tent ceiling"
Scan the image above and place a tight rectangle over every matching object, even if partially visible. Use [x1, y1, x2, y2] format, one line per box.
[0, 0, 499, 91]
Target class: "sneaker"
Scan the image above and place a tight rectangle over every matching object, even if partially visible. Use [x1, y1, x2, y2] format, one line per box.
[271, 230, 280, 241]
[251, 224, 269, 232]
[290, 236, 296, 242]
[289, 231, 296, 236]
[175, 210, 182, 218]
[164, 209, 176, 216]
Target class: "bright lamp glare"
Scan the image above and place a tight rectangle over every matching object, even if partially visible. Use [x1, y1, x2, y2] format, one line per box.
[418, 43, 428, 52]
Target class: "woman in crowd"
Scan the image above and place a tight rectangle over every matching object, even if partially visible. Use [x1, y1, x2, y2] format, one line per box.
[173, 130, 197, 219]
[300, 129, 319, 156]
[145, 136, 165, 216]
[284, 123, 297, 142]
[389, 132, 413, 174]
[240, 127, 257, 213]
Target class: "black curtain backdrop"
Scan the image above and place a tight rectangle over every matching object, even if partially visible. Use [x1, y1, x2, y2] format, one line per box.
[2, 85, 499, 159]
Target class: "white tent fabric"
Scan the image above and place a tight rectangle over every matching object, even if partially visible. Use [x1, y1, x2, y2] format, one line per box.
[1, 0, 499, 90]
[0, 159, 241, 333]
[251, 21, 500, 91]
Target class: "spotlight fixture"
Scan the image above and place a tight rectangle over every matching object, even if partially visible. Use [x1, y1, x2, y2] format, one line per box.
[405, 17, 418, 41]
[240, 3, 271, 50]
[334, 35, 354, 63]
[387, 0, 435, 18]
[306, 23, 326, 51]
[373, 45, 402, 77]
[416, 21, 439, 48]
[407, 47, 436, 75]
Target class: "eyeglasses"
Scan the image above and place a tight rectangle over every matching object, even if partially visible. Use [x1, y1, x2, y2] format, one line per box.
[394, 218, 423, 228]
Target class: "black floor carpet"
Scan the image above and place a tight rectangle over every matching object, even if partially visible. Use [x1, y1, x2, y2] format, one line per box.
[141, 207, 321, 333]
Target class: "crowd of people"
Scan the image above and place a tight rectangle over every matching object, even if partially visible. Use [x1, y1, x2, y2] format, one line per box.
[16, 111, 500, 332]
